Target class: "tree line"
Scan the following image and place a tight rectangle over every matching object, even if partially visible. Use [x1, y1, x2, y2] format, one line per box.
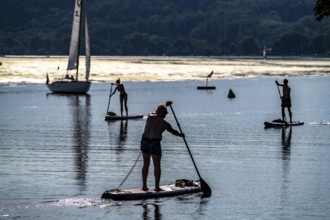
[1, 0, 330, 56]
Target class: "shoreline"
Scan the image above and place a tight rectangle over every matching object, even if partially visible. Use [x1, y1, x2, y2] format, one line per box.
[1, 56, 330, 84]
[3, 54, 330, 60]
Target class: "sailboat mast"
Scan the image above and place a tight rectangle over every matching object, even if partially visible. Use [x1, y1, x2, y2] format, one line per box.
[75, 0, 84, 81]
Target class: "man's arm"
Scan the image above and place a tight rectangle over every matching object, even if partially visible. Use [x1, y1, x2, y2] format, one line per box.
[166, 123, 184, 137]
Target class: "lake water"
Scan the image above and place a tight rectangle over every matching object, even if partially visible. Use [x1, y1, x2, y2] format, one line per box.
[1, 57, 330, 219]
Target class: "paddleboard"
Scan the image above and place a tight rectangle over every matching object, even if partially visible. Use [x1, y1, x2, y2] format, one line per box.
[101, 180, 201, 200]
[104, 114, 144, 121]
[197, 86, 216, 90]
[264, 119, 304, 128]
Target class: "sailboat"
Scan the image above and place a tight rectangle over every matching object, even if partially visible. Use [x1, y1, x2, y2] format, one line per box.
[46, 0, 91, 94]
[262, 44, 272, 60]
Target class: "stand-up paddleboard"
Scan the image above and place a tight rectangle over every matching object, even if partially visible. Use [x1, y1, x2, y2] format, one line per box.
[197, 86, 216, 90]
[105, 114, 144, 121]
[101, 179, 201, 200]
[264, 119, 304, 128]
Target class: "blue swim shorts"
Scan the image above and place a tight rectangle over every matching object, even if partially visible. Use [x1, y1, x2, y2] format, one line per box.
[140, 138, 162, 157]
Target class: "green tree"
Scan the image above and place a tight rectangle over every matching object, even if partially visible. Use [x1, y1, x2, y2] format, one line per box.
[272, 32, 308, 55]
[307, 35, 326, 54]
[1, 0, 330, 55]
[314, 0, 330, 22]
[240, 36, 260, 55]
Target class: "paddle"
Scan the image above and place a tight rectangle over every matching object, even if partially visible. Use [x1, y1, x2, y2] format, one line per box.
[276, 81, 282, 99]
[275, 81, 287, 122]
[167, 103, 212, 197]
[106, 83, 114, 115]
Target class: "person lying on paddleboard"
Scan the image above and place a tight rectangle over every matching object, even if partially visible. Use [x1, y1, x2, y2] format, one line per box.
[110, 79, 128, 116]
[276, 79, 292, 124]
[141, 101, 184, 191]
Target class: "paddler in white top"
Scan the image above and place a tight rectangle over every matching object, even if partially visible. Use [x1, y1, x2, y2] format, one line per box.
[276, 79, 292, 124]
[141, 101, 184, 191]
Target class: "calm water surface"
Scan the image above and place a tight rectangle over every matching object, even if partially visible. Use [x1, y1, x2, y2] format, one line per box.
[1, 57, 330, 219]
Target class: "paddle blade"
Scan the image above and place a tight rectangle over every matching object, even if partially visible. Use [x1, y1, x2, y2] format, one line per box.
[200, 178, 212, 198]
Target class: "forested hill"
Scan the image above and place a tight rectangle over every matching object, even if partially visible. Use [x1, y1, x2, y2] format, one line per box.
[1, 0, 330, 56]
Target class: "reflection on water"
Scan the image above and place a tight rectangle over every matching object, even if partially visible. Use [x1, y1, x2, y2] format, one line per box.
[141, 203, 162, 220]
[65, 94, 91, 193]
[137, 196, 208, 220]
[280, 127, 292, 209]
[119, 120, 128, 143]
[45, 93, 91, 194]
[70, 95, 91, 193]
[281, 127, 292, 160]
[107, 120, 128, 154]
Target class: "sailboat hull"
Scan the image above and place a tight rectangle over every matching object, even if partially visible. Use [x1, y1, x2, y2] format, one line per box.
[47, 80, 91, 94]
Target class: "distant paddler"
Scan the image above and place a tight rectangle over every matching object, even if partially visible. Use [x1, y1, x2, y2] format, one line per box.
[197, 70, 216, 90]
[206, 70, 213, 86]
[110, 78, 128, 117]
[276, 79, 292, 124]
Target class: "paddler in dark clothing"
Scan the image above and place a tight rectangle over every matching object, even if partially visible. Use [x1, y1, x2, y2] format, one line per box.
[276, 79, 292, 124]
[110, 78, 128, 116]
[141, 101, 184, 191]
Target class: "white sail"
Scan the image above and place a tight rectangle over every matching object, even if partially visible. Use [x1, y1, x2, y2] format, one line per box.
[263, 45, 267, 59]
[67, 0, 82, 71]
[85, 13, 91, 81]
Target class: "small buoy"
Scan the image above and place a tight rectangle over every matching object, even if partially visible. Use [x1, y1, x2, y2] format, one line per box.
[228, 89, 236, 99]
